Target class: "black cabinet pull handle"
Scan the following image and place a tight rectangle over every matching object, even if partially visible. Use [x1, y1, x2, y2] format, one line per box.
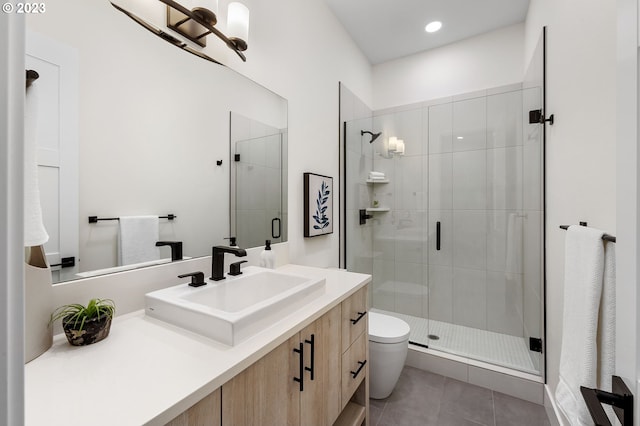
[436, 221, 441, 251]
[351, 360, 367, 379]
[304, 334, 315, 381]
[272, 217, 281, 239]
[350, 311, 367, 325]
[293, 342, 304, 392]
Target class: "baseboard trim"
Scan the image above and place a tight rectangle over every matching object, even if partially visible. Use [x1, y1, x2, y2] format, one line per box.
[544, 384, 566, 426]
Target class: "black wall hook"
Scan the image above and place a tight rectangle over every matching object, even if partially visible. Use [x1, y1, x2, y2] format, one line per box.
[216, 160, 223, 166]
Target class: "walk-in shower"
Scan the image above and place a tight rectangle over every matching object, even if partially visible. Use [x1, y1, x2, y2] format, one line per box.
[344, 84, 544, 377]
[341, 30, 546, 379]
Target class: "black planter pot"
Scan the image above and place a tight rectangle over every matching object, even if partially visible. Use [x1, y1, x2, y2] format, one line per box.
[62, 314, 112, 346]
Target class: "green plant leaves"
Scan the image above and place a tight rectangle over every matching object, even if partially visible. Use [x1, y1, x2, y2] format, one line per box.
[50, 298, 116, 332]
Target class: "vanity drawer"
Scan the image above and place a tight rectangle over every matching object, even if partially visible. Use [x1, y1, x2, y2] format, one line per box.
[341, 332, 368, 409]
[341, 286, 368, 353]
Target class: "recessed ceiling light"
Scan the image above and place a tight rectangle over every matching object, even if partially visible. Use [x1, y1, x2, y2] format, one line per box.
[425, 21, 442, 33]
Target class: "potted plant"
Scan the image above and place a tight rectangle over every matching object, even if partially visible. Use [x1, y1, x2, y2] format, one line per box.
[50, 298, 115, 346]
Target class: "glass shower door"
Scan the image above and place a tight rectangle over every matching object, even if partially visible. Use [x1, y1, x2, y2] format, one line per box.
[344, 117, 375, 280]
[344, 111, 429, 341]
[233, 132, 284, 248]
[342, 31, 545, 377]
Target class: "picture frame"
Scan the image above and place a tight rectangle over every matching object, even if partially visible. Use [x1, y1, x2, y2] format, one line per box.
[304, 172, 333, 237]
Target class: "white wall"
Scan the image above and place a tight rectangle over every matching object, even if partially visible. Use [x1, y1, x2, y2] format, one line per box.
[524, 0, 617, 407]
[616, 0, 639, 420]
[372, 23, 525, 110]
[0, 13, 26, 426]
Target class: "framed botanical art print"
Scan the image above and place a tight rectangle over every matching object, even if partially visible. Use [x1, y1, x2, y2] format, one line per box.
[304, 172, 333, 237]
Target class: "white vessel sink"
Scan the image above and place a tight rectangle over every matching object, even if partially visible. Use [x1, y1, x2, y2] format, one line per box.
[145, 266, 326, 345]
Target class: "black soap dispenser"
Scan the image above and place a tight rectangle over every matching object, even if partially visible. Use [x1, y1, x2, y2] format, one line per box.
[259, 240, 275, 269]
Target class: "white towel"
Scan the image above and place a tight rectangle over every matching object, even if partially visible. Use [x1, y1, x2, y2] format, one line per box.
[598, 242, 616, 422]
[117, 216, 160, 266]
[555, 225, 615, 426]
[369, 171, 385, 179]
[24, 84, 49, 247]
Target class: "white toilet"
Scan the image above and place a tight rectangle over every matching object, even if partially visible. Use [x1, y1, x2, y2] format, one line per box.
[368, 312, 411, 399]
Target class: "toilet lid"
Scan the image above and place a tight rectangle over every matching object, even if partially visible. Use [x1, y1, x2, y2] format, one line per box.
[368, 312, 411, 344]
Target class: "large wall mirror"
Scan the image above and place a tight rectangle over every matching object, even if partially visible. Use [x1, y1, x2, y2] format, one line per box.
[25, 0, 287, 284]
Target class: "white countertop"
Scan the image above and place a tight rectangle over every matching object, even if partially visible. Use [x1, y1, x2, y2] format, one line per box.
[25, 265, 370, 426]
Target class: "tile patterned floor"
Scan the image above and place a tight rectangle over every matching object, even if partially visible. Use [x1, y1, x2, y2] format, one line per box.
[370, 366, 551, 426]
[374, 309, 540, 375]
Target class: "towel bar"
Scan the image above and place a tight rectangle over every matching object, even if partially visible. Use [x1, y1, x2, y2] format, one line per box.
[581, 376, 633, 425]
[559, 224, 616, 243]
[88, 214, 176, 223]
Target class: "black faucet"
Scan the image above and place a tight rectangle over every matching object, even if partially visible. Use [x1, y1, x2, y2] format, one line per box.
[156, 241, 183, 261]
[211, 245, 247, 281]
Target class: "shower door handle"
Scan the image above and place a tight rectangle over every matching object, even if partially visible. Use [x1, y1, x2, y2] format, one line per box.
[272, 217, 281, 239]
[436, 221, 441, 251]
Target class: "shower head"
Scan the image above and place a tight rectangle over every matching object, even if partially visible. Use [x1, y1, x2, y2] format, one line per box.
[361, 130, 382, 143]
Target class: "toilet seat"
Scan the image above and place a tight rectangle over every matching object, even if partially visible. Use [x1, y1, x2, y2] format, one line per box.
[368, 312, 410, 344]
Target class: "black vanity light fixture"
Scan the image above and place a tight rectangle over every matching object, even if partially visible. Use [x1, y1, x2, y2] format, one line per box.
[110, 0, 250, 63]
[166, 0, 249, 53]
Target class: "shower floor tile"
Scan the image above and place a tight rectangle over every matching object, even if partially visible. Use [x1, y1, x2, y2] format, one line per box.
[373, 309, 540, 375]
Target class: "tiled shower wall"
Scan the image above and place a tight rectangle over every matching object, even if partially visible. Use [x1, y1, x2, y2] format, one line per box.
[365, 84, 542, 342]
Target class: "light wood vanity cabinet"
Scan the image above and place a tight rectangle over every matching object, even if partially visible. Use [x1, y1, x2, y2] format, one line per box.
[299, 305, 343, 425]
[335, 285, 369, 426]
[168, 285, 369, 426]
[341, 332, 367, 409]
[222, 305, 343, 426]
[222, 333, 301, 425]
[165, 388, 221, 426]
[341, 286, 368, 353]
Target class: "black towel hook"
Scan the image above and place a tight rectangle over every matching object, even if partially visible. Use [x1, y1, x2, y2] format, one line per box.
[26, 69, 39, 88]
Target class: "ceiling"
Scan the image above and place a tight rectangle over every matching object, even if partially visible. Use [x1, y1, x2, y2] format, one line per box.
[323, 0, 530, 65]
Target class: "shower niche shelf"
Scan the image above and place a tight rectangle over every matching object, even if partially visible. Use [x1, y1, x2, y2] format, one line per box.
[365, 179, 389, 184]
[366, 207, 390, 213]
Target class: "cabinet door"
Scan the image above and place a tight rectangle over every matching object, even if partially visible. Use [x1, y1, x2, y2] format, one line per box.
[341, 287, 368, 353]
[222, 334, 300, 426]
[166, 388, 221, 426]
[300, 305, 342, 426]
[341, 332, 368, 409]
